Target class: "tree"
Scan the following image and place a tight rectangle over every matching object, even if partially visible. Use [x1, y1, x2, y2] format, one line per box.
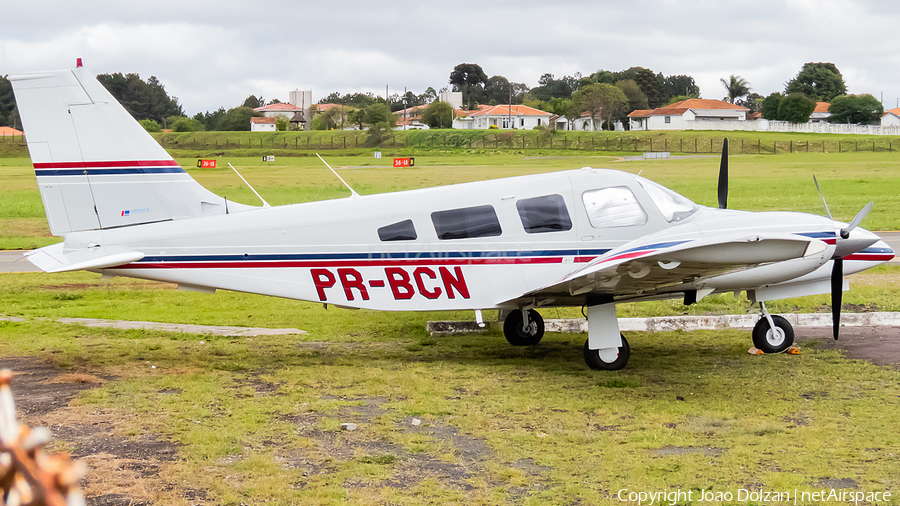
[0, 76, 19, 129]
[219, 107, 261, 131]
[421, 100, 454, 129]
[664, 75, 700, 99]
[614, 80, 649, 113]
[139, 119, 161, 132]
[621, 67, 666, 108]
[347, 109, 367, 129]
[364, 103, 396, 128]
[194, 108, 226, 131]
[242, 95, 265, 109]
[531, 73, 580, 101]
[171, 117, 204, 132]
[573, 83, 627, 131]
[777, 93, 816, 123]
[720, 75, 750, 104]
[738, 93, 764, 113]
[96, 73, 183, 123]
[420, 87, 438, 104]
[449, 63, 487, 110]
[761, 93, 783, 120]
[484, 75, 511, 105]
[828, 94, 884, 124]
[785, 62, 847, 102]
[276, 115, 289, 131]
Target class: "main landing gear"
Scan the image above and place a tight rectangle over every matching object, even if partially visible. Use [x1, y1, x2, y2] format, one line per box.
[752, 302, 795, 353]
[503, 309, 545, 346]
[501, 308, 632, 370]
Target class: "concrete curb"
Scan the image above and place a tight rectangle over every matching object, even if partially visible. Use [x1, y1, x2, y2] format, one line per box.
[427, 312, 900, 336]
[1, 316, 306, 337]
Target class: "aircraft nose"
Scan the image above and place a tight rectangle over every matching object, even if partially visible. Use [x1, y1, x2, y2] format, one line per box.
[834, 227, 880, 258]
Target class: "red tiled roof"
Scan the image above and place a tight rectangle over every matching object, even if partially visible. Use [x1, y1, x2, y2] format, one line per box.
[747, 111, 762, 120]
[469, 104, 551, 117]
[883, 107, 900, 117]
[254, 103, 306, 112]
[251, 117, 277, 124]
[627, 109, 653, 118]
[0, 126, 23, 136]
[814, 102, 830, 113]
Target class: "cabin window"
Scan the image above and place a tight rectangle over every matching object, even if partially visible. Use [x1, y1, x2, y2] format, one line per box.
[582, 187, 647, 228]
[516, 194, 572, 234]
[638, 178, 699, 223]
[664, 116, 671, 124]
[378, 219, 417, 241]
[432, 205, 502, 240]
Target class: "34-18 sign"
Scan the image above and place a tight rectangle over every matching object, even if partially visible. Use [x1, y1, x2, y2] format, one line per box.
[393, 157, 415, 167]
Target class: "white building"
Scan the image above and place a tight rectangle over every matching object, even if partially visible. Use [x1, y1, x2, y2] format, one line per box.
[253, 103, 308, 119]
[810, 102, 832, 123]
[250, 116, 277, 132]
[628, 99, 748, 131]
[439, 91, 463, 110]
[465, 104, 553, 130]
[881, 107, 900, 127]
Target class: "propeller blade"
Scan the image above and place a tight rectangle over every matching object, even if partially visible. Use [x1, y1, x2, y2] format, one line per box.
[841, 201, 873, 239]
[717, 138, 728, 209]
[812, 175, 833, 220]
[831, 257, 843, 340]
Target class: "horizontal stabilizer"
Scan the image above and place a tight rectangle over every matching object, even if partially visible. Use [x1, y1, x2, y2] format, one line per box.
[25, 243, 144, 273]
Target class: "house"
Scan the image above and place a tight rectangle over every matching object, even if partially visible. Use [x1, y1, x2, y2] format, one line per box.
[393, 104, 431, 130]
[250, 116, 277, 132]
[253, 103, 307, 119]
[881, 107, 900, 127]
[0, 126, 23, 136]
[810, 102, 831, 123]
[628, 99, 748, 130]
[466, 104, 553, 130]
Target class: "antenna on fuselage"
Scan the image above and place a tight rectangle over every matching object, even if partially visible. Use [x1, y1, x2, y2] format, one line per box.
[316, 153, 359, 198]
[227, 163, 271, 208]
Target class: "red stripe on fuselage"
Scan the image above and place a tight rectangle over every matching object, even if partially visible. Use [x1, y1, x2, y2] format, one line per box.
[33, 160, 180, 169]
[112, 256, 599, 270]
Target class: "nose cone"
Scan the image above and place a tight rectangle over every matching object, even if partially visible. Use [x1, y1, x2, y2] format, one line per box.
[839, 229, 894, 262]
[834, 228, 880, 258]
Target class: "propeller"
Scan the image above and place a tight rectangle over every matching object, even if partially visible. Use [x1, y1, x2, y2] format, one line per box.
[717, 138, 728, 209]
[815, 176, 875, 340]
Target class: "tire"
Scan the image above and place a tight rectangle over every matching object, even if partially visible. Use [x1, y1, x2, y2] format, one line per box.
[503, 309, 544, 346]
[752, 315, 794, 353]
[584, 334, 630, 371]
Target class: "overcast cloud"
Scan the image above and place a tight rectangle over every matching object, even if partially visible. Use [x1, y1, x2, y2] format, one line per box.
[2, 0, 899, 115]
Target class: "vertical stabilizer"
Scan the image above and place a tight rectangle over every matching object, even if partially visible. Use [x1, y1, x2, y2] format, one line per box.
[10, 65, 245, 235]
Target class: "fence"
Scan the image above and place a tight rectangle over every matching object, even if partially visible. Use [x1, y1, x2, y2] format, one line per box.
[5, 131, 900, 156]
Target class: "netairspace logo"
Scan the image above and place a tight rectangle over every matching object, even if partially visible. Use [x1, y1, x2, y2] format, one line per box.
[616, 487, 892, 505]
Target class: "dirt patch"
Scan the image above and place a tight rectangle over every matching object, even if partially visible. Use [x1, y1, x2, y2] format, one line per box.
[0, 357, 205, 505]
[794, 326, 900, 368]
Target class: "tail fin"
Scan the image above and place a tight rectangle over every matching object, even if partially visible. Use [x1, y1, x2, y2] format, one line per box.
[10, 64, 246, 235]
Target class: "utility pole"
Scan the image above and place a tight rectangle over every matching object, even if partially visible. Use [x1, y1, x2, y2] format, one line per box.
[508, 81, 512, 129]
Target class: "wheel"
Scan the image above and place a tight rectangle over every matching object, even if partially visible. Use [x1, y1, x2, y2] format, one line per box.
[752, 315, 794, 353]
[584, 334, 630, 371]
[503, 309, 544, 346]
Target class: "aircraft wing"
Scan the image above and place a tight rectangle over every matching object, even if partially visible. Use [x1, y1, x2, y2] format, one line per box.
[512, 232, 830, 304]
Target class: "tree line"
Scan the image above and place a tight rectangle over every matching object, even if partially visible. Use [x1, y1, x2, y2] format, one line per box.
[0, 61, 887, 134]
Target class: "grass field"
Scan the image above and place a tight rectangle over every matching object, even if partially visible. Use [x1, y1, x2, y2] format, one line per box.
[2, 268, 900, 505]
[1, 148, 899, 504]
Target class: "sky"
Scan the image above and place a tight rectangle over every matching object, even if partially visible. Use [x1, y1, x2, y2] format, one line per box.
[3, 0, 900, 115]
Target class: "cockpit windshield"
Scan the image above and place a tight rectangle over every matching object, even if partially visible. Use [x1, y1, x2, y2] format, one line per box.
[637, 177, 699, 223]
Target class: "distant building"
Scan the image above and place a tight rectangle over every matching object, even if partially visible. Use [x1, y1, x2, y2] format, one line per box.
[0, 126, 23, 136]
[628, 99, 748, 130]
[810, 102, 831, 123]
[881, 107, 900, 127]
[439, 91, 463, 110]
[250, 116, 277, 132]
[465, 104, 553, 130]
[253, 103, 307, 119]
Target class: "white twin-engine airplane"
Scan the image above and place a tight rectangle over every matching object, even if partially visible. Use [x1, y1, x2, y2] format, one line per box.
[10, 63, 895, 370]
